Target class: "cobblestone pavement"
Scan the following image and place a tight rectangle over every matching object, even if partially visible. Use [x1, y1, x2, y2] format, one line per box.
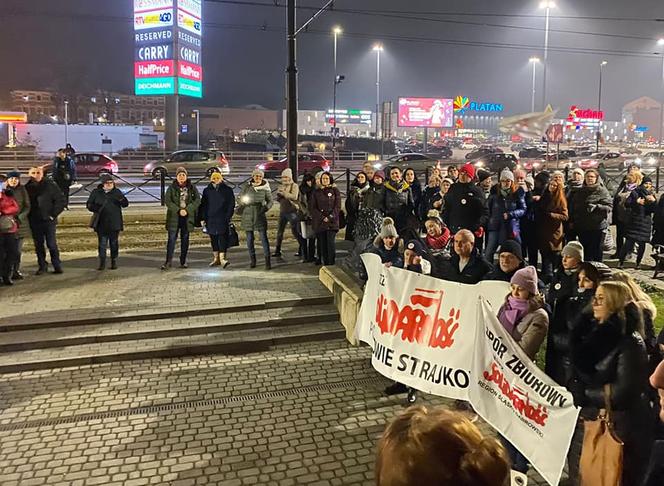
[0, 340, 553, 485]
[1, 246, 327, 324]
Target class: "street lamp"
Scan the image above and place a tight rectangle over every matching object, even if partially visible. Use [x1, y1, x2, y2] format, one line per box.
[193, 109, 200, 149]
[658, 38, 664, 147]
[529, 57, 540, 112]
[332, 26, 342, 165]
[373, 43, 383, 140]
[596, 60, 608, 152]
[539, 1, 555, 110]
[64, 100, 69, 146]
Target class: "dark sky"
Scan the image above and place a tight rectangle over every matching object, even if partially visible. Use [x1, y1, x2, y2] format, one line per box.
[1, 0, 663, 119]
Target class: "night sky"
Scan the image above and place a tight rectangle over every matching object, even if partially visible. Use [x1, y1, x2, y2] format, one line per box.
[1, 0, 663, 119]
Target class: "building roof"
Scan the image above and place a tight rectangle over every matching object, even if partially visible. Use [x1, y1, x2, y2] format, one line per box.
[623, 96, 662, 113]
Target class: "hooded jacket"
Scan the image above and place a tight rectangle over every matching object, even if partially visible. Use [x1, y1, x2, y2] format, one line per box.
[569, 182, 612, 231]
[624, 183, 657, 243]
[276, 175, 300, 214]
[486, 184, 527, 237]
[237, 179, 273, 232]
[164, 180, 201, 232]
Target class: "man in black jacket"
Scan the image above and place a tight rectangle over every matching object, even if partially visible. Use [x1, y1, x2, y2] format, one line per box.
[443, 163, 488, 250]
[26, 165, 66, 274]
[436, 229, 492, 284]
[484, 240, 524, 282]
[52, 148, 76, 209]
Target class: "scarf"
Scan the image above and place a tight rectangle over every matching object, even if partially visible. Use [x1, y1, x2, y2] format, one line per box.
[179, 184, 189, 209]
[426, 232, 450, 250]
[356, 183, 370, 195]
[498, 296, 530, 334]
[500, 188, 511, 198]
[385, 180, 410, 193]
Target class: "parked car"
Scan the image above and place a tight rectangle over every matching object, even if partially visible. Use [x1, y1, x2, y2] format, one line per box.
[43, 153, 119, 178]
[461, 141, 479, 150]
[518, 147, 546, 159]
[143, 150, 229, 177]
[257, 153, 330, 178]
[465, 147, 500, 160]
[576, 158, 600, 169]
[473, 153, 518, 173]
[427, 146, 453, 159]
[375, 153, 440, 173]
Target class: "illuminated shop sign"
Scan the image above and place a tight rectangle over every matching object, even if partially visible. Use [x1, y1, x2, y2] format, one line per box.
[453, 95, 504, 114]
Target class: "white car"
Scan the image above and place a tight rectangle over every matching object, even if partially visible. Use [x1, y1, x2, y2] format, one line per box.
[461, 142, 478, 150]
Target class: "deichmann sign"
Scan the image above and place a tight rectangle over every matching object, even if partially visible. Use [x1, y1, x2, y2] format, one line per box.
[453, 95, 504, 114]
[135, 77, 176, 95]
[357, 255, 580, 486]
[135, 60, 176, 78]
[178, 78, 202, 98]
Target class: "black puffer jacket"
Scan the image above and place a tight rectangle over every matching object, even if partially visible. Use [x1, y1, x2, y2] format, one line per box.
[443, 182, 488, 233]
[363, 183, 386, 212]
[570, 303, 654, 486]
[25, 178, 66, 223]
[569, 183, 612, 231]
[86, 186, 129, 234]
[624, 184, 657, 242]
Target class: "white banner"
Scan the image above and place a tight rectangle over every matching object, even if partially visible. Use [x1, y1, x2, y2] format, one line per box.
[357, 254, 580, 486]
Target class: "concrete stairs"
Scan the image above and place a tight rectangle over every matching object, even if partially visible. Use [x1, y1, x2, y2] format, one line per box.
[0, 296, 344, 373]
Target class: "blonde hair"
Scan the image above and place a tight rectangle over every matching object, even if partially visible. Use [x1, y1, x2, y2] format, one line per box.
[626, 171, 644, 186]
[376, 406, 509, 486]
[611, 271, 657, 320]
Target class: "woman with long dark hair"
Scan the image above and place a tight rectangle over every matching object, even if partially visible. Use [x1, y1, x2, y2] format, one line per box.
[311, 172, 341, 265]
[536, 177, 568, 282]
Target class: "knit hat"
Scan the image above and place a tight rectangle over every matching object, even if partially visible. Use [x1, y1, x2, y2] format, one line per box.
[571, 167, 585, 178]
[406, 239, 427, 257]
[579, 261, 612, 283]
[426, 209, 444, 226]
[6, 170, 20, 179]
[498, 240, 523, 262]
[643, 176, 653, 185]
[281, 168, 293, 179]
[499, 169, 515, 182]
[441, 177, 454, 185]
[458, 163, 476, 180]
[476, 169, 492, 183]
[373, 170, 385, 181]
[510, 265, 539, 296]
[380, 217, 398, 239]
[100, 173, 113, 184]
[176, 166, 188, 176]
[562, 241, 584, 261]
[252, 168, 264, 178]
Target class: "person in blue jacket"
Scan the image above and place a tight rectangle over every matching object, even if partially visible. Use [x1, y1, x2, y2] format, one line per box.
[484, 168, 526, 262]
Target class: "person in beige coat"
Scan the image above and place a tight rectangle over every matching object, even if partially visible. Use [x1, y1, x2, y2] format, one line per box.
[273, 168, 305, 258]
[496, 265, 549, 475]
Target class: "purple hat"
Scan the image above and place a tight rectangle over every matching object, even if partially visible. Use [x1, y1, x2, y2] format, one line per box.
[510, 265, 539, 296]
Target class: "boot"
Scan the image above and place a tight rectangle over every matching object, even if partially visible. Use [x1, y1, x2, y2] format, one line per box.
[11, 270, 23, 281]
[220, 252, 230, 269]
[272, 250, 282, 258]
[2, 276, 13, 286]
[265, 255, 272, 270]
[110, 259, 118, 270]
[249, 254, 257, 268]
[160, 261, 171, 271]
[209, 251, 221, 267]
[97, 258, 106, 271]
[35, 265, 48, 276]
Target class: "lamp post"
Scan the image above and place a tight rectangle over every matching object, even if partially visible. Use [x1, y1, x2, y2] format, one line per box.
[64, 100, 69, 146]
[373, 44, 383, 140]
[539, 1, 555, 110]
[193, 109, 200, 149]
[529, 57, 540, 112]
[658, 38, 664, 147]
[597, 60, 608, 153]
[332, 26, 342, 165]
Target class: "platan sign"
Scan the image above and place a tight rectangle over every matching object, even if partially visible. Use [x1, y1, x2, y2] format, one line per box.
[453, 95, 504, 114]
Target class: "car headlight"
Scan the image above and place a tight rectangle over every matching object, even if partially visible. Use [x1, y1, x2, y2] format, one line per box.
[373, 163, 382, 169]
[257, 164, 266, 170]
[647, 157, 656, 165]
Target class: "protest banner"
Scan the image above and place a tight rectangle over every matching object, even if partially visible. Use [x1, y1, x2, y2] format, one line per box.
[357, 254, 580, 486]
[471, 299, 580, 486]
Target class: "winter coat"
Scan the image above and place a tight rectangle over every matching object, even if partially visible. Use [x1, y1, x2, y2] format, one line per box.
[570, 303, 654, 485]
[384, 180, 415, 233]
[237, 180, 273, 232]
[276, 179, 300, 215]
[25, 178, 66, 223]
[485, 262, 525, 282]
[536, 190, 568, 252]
[624, 184, 657, 242]
[364, 183, 386, 212]
[360, 238, 405, 280]
[436, 249, 493, 284]
[311, 185, 341, 233]
[652, 193, 664, 246]
[443, 182, 488, 233]
[200, 182, 235, 235]
[52, 155, 76, 185]
[486, 186, 527, 238]
[569, 183, 612, 232]
[345, 182, 370, 241]
[298, 182, 315, 221]
[545, 267, 580, 384]
[612, 184, 634, 225]
[86, 186, 129, 234]
[497, 295, 549, 360]
[419, 185, 442, 220]
[408, 179, 422, 214]
[5, 185, 30, 238]
[164, 180, 201, 232]
[0, 192, 19, 234]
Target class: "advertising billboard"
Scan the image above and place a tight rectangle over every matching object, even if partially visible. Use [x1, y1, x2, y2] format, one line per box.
[133, 0, 203, 98]
[397, 97, 454, 128]
[325, 109, 372, 125]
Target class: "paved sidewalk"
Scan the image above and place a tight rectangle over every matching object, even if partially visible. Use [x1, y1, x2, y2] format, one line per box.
[0, 340, 553, 486]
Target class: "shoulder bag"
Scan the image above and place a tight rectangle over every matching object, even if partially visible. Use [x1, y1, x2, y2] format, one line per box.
[579, 383, 624, 486]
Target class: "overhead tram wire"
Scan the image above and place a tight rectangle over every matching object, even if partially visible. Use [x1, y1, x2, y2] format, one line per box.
[3, 10, 663, 60]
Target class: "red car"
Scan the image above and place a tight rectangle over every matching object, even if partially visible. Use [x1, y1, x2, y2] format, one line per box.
[257, 153, 330, 178]
[43, 153, 119, 178]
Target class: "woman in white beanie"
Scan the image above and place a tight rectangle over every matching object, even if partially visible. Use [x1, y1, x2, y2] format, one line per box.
[273, 168, 305, 259]
[237, 168, 273, 269]
[484, 168, 526, 261]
